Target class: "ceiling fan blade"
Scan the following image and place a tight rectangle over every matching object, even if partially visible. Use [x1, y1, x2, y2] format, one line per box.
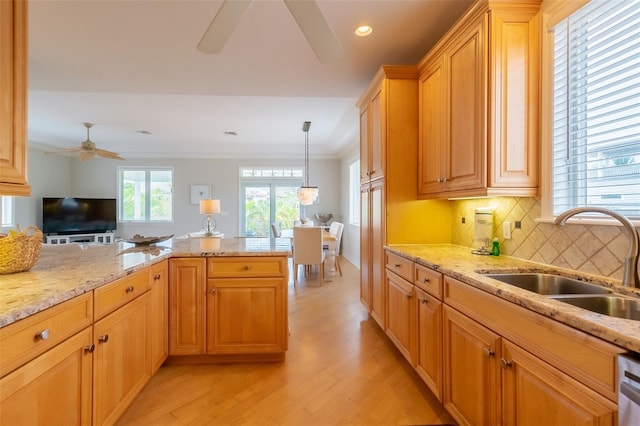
[95, 148, 125, 161]
[284, 0, 343, 63]
[42, 147, 84, 155]
[197, 0, 253, 54]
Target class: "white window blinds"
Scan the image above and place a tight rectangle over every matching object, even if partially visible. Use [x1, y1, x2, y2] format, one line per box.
[552, 0, 640, 218]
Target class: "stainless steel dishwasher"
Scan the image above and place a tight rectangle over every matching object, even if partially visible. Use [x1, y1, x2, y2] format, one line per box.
[618, 354, 640, 425]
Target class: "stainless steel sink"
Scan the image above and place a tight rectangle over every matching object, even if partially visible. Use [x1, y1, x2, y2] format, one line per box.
[485, 273, 612, 295]
[550, 295, 640, 320]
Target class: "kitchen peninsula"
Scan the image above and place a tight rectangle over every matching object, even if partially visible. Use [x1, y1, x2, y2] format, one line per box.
[0, 237, 291, 425]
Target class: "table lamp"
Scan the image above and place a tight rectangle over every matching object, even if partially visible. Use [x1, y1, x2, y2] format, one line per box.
[200, 199, 221, 236]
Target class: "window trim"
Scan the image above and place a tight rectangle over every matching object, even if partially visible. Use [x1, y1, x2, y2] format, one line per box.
[539, 0, 640, 226]
[117, 166, 174, 223]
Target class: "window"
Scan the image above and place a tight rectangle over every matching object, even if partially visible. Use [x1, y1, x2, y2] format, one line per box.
[548, 0, 640, 218]
[239, 167, 303, 236]
[118, 167, 173, 221]
[1, 196, 14, 228]
[349, 159, 360, 225]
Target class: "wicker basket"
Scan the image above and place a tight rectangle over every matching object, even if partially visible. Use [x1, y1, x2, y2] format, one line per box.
[0, 226, 43, 274]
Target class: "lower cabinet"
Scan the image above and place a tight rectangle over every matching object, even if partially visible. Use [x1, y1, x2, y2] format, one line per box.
[169, 256, 288, 360]
[385, 269, 416, 365]
[93, 292, 152, 426]
[0, 327, 93, 426]
[415, 287, 443, 401]
[150, 260, 169, 373]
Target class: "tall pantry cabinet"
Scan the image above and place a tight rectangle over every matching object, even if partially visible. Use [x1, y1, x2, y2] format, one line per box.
[358, 66, 450, 329]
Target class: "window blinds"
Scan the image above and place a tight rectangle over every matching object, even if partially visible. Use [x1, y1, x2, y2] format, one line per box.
[552, 0, 640, 218]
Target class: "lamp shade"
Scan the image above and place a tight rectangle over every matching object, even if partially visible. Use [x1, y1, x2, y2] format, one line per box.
[200, 199, 221, 214]
[297, 186, 319, 205]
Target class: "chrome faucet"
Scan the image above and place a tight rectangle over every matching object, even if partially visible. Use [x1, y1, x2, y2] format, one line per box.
[554, 207, 640, 288]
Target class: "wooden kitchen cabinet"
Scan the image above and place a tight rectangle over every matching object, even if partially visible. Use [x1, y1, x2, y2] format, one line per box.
[414, 263, 444, 400]
[443, 304, 501, 425]
[418, 0, 540, 199]
[93, 291, 152, 426]
[501, 340, 616, 425]
[359, 88, 384, 183]
[0, 0, 30, 196]
[385, 269, 416, 366]
[206, 257, 288, 358]
[0, 327, 93, 426]
[150, 260, 169, 373]
[169, 257, 207, 355]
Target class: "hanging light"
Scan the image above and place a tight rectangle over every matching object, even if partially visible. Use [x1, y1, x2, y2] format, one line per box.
[297, 121, 319, 205]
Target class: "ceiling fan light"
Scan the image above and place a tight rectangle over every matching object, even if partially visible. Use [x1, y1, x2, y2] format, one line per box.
[355, 25, 373, 36]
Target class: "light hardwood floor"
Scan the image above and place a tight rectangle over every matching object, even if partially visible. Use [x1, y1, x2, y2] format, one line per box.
[117, 259, 455, 426]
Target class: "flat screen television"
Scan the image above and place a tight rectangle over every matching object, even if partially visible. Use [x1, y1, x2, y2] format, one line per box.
[42, 197, 117, 235]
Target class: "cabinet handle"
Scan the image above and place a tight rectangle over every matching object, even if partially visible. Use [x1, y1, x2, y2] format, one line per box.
[243, 265, 250, 271]
[394, 264, 401, 268]
[436, 177, 441, 183]
[500, 358, 513, 368]
[443, 177, 448, 183]
[405, 291, 413, 299]
[125, 285, 135, 293]
[418, 298, 428, 304]
[84, 344, 95, 353]
[210, 288, 217, 294]
[154, 274, 161, 280]
[422, 277, 430, 283]
[98, 335, 109, 343]
[482, 347, 494, 358]
[34, 329, 50, 341]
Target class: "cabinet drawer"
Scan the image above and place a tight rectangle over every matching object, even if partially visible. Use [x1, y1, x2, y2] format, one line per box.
[415, 264, 443, 299]
[0, 293, 93, 378]
[385, 251, 414, 282]
[94, 268, 150, 320]
[207, 257, 286, 278]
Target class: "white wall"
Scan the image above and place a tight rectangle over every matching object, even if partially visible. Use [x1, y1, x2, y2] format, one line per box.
[18, 146, 342, 239]
[339, 145, 360, 267]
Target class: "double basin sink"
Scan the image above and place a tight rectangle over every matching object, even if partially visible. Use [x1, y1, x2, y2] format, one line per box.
[485, 273, 640, 320]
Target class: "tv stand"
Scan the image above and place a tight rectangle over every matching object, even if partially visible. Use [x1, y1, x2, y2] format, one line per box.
[46, 233, 115, 245]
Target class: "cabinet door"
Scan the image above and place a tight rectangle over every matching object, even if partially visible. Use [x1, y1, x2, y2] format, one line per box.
[446, 16, 485, 193]
[0, 0, 29, 195]
[369, 89, 385, 181]
[501, 340, 616, 426]
[385, 270, 416, 365]
[359, 107, 370, 183]
[169, 258, 206, 355]
[360, 185, 371, 310]
[0, 328, 93, 426]
[418, 55, 446, 195]
[443, 305, 501, 426]
[207, 277, 286, 354]
[369, 180, 385, 328]
[93, 293, 152, 426]
[415, 288, 443, 401]
[150, 260, 169, 373]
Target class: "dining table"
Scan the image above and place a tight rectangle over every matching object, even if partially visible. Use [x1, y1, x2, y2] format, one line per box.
[280, 227, 336, 241]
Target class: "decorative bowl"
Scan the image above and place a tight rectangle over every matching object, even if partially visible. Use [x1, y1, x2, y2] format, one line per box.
[315, 213, 333, 225]
[122, 234, 174, 245]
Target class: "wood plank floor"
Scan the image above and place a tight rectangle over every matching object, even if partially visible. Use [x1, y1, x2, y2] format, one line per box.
[117, 259, 455, 426]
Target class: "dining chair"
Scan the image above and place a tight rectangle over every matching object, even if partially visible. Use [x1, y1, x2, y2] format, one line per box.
[292, 226, 325, 286]
[324, 222, 344, 276]
[271, 222, 281, 238]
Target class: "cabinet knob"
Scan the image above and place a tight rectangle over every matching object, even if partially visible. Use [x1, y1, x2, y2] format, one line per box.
[406, 292, 413, 299]
[243, 265, 250, 271]
[34, 329, 50, 341]
[500, 358, 513, 368]
[443, 177, 448, 183]
[125, 285, 135, 293]
[436, 178, 441, 183]
[394, 264, 401, 268]
[84, 344, 95, 353]
[423, 277, 430, 283]
[154, 274, 161, 280]
[482, 347, 495, 358]
[418, 298, 428, 304]
[98, 335, 109, 343]
[210, 288, 217, 294]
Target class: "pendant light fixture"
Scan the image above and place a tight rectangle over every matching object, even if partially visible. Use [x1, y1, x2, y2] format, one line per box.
[297, 121, 319, 205]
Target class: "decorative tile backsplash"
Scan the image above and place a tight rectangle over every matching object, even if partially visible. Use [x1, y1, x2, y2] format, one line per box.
[450, 197, 636, 282]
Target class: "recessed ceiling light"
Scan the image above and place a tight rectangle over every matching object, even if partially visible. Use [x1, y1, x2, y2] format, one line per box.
[354, 25, 373, 37]
[224, 131, 238, 136]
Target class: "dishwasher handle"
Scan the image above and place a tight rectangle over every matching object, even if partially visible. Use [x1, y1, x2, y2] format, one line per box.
[621, 381, 640, 406]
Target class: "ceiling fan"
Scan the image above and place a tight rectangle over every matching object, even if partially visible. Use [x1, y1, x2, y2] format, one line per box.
[43, 123, 125, 161]
[197, 0, 343, 63]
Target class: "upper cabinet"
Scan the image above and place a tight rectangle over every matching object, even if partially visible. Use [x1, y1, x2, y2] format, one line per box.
[418, 0, 540, 199]
[0, 0, 30, 196]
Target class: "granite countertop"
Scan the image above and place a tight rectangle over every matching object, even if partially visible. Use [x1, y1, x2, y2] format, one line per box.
[386, 244, 640, 353]
[0, 237, 292, 327]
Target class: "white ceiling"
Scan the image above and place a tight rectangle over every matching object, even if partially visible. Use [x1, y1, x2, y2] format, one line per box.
[27, 0, 473, 160]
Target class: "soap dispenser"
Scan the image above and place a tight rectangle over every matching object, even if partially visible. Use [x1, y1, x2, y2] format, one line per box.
[490, 238, 500, 256]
